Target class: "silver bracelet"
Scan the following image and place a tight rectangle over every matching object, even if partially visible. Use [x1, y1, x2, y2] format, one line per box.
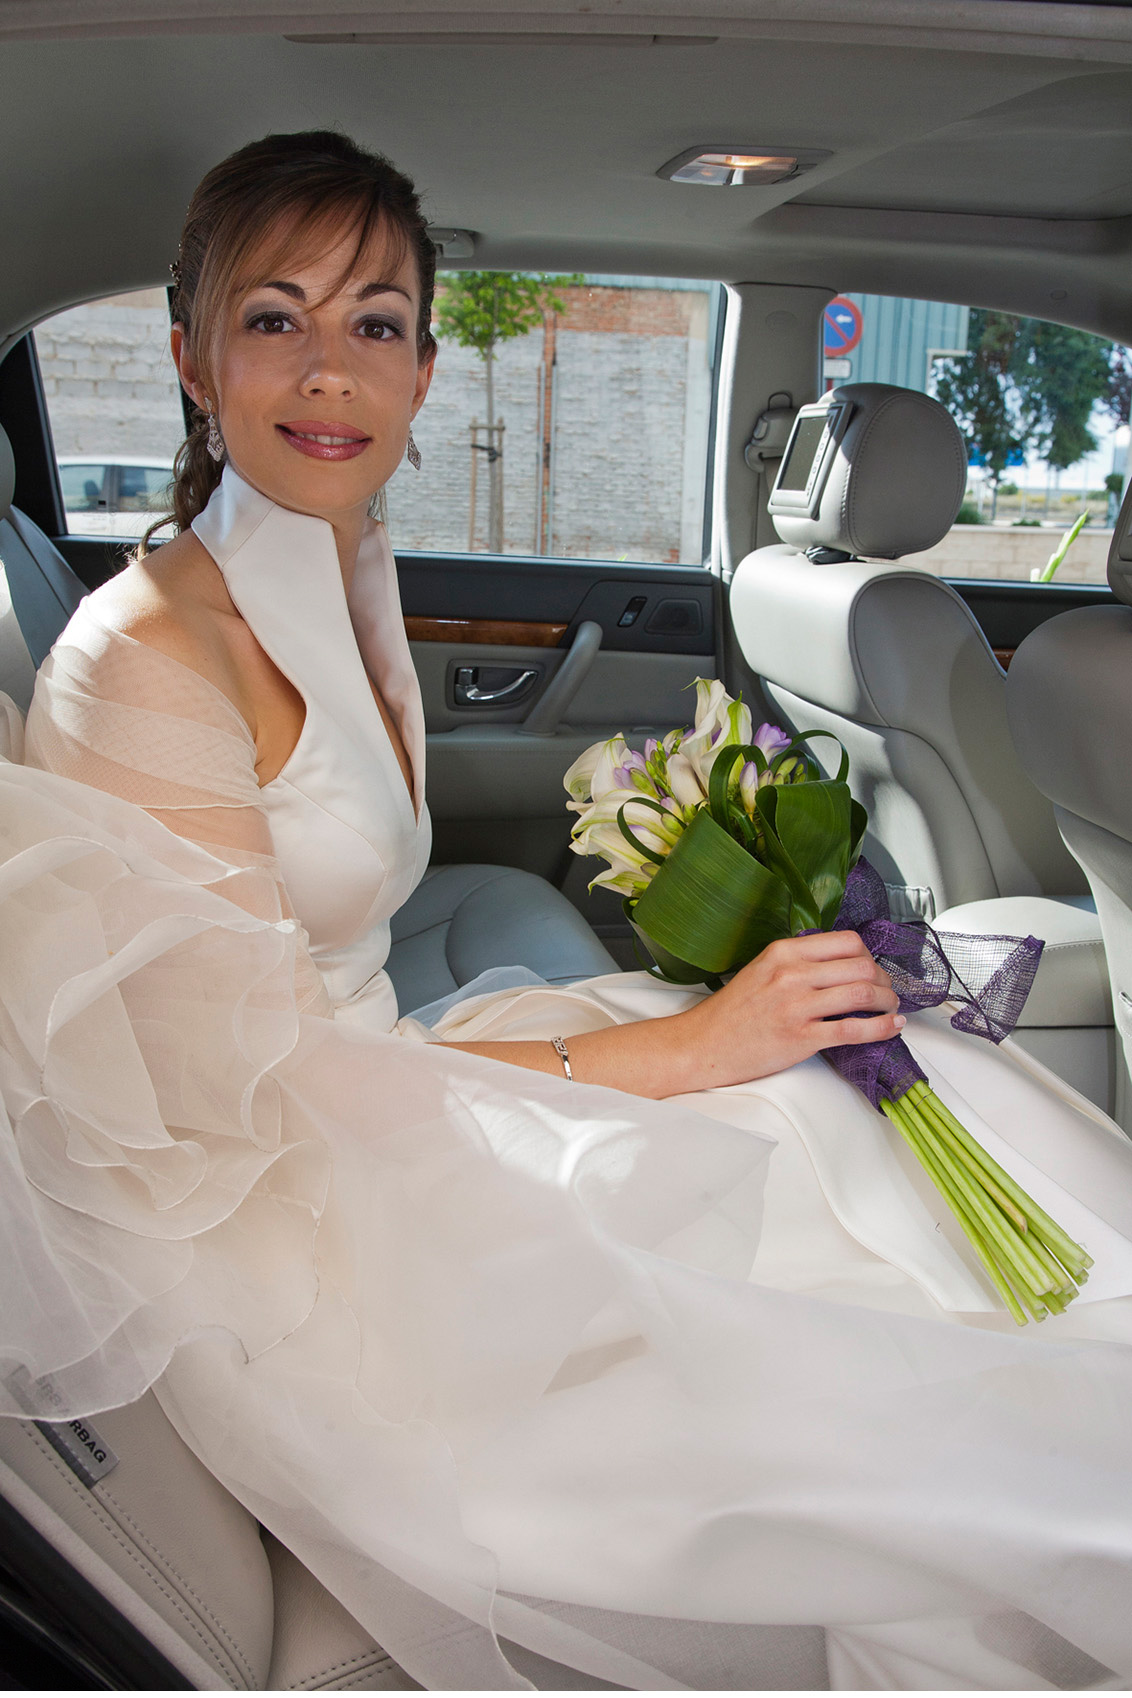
[550, 1035, 573, 1082]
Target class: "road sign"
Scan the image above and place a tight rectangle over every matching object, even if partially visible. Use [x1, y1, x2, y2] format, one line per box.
[823, 357, 852, 379]
[824, 296, 863, 356]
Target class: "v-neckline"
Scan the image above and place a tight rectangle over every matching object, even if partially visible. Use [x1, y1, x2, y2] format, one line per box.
[192, 467, 424, 824]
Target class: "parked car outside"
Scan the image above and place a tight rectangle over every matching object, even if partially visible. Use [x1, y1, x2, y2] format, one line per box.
[57, 455, 174, 538]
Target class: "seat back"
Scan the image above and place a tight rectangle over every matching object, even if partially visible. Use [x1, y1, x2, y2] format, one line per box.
[729, 383, 1085, 918]
[0, 425, 86, 711]
[1007, 480, 1132, 1131]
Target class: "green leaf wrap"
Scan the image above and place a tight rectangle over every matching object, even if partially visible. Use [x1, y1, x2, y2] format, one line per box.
[630, 810, 793, 973]
[756, 780, 854, 930]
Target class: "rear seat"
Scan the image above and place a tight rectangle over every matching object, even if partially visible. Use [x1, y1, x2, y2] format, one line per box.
[0, 427, 617, 1689]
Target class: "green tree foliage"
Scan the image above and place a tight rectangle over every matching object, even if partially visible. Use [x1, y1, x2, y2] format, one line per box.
[1107, 344, 1132, 429]
[435, 270, 579, 550]
[934, 309, 1115, 518]
[1014, 317, 1111, 472]
[435, 271, 576, 360]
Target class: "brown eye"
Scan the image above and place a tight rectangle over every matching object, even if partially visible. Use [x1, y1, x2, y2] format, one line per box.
[247, 311, 295, 334]
[358, 317, 404, 341]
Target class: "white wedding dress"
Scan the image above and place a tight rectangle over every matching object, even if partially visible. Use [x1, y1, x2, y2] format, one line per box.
[4, 465, 1132, 1690]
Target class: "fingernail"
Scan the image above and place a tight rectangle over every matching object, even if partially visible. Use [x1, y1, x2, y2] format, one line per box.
[894, 1015, 906, 1029]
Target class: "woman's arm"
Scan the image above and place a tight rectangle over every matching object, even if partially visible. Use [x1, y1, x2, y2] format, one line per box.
[445, 930, 902, 1099]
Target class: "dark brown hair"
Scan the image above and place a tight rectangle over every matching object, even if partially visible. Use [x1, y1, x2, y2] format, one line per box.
[143, 130, 436, 552]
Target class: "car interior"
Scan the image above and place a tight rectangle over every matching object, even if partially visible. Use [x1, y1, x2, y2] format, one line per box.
[3, 0, 1132, 1687]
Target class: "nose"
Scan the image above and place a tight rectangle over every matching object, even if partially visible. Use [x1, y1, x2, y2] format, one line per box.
[299, 326, 355, 401]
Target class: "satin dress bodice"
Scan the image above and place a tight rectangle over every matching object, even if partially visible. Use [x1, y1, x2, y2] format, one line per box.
[193, 468, 431, 1028]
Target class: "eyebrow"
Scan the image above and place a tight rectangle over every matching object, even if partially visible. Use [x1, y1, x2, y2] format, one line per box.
[257, 279, 413, 305]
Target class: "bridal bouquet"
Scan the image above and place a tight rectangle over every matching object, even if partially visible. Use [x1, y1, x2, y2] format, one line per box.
[564, 680, 1091, 1325]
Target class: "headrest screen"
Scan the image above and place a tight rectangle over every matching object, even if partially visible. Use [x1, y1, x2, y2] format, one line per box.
[766, 383, 967, 559]
[777, 414, 829, 493]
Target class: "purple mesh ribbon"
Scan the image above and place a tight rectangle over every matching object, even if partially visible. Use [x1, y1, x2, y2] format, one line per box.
[822, 858, 1044, 1110]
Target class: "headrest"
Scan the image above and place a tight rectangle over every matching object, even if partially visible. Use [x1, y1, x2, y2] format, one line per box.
[1107, 472, 1132, 606]
[0, 424, 14, 524]
[768, 382, 967, 559]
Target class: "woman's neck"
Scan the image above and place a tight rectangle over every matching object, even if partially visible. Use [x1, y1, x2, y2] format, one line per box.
[330, 509, 367, 595]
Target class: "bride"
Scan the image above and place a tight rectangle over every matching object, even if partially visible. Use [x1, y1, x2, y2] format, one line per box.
[4, 128, 1132, 1691]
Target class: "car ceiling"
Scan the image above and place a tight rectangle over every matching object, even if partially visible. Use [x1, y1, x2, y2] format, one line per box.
[3, 0, 1132, 350]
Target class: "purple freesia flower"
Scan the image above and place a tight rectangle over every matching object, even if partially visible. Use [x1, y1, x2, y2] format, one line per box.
[753, 722, 792, 760]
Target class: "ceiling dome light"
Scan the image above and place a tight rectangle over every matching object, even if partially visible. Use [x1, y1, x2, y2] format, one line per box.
[659, 146, 830, 186]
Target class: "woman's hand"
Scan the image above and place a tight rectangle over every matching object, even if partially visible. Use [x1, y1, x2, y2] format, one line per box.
[669, 930, 902, 1093]
[445, 931, 902, 1099]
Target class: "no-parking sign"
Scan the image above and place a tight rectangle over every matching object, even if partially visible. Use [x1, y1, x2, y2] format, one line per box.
[824, 296, 863, 356]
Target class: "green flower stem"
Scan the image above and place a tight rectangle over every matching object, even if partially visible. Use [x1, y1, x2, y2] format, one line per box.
[881, 1099, 1028, 1326]
[912, 1094, 1029, 1234]
[897, 1092, 1057, 1299]
[907, 1082, 1091, 1278]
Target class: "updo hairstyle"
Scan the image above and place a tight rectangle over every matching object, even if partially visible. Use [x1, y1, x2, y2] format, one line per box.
[147, 130, 437, 553]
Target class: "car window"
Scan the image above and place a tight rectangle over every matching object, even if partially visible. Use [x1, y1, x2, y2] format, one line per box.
[384, 274, 722, 565]
[117, 463, 175, 511]
[34, 288, 183, 539]
[821, 292, 1131, 585]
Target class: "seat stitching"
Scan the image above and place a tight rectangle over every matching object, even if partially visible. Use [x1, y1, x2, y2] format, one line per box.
[297, 1648, 401, 1689]
[298, 1647, 387, 1681]
[21, 1424, 251, 1688]
[100, 1488, 262, 1682]
[327, 1659, 405, 1692]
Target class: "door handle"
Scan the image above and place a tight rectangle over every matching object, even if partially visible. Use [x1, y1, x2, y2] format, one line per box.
[519, 620, 603, 737]
[454, 666, 539, 705]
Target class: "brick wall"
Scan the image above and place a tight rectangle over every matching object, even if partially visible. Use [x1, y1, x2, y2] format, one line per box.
[35, 289, 186, 464]
[906, 523, 1112, 584]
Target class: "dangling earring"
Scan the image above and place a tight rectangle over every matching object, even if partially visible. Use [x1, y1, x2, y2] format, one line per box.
[204, 402, 225, 464]
[406, 428, 422, 472]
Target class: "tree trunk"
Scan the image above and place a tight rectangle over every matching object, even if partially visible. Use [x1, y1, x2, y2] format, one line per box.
[486, 291, 503, 552]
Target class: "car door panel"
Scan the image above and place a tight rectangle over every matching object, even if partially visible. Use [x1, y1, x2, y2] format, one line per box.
[399, 552, 718, 948]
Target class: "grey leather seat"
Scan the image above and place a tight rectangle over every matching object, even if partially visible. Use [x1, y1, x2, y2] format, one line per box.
[389, 861, 615, 1013]
[729, 383, 1088, 917]
[728, 383, 1110, 1110]
[0, 425, 85, 704]
[0, 424, 616, 1687]
[1007, 480, 1132, 1133]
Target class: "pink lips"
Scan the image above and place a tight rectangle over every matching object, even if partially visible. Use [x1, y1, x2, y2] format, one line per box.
[277, 420, 371, 461]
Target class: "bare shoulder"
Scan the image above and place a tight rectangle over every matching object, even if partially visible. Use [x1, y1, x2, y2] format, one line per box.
[89, 530, 251, 718]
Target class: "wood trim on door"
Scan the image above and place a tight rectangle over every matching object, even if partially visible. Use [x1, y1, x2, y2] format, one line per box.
[404, 617, 568, 648]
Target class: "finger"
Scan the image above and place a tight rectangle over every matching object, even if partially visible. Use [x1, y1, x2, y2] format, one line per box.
[815, 1012, 907, 1048]
[805, 957, 893, 992]
[811, 981, 899, 1020]
[767, 930, 872, 962]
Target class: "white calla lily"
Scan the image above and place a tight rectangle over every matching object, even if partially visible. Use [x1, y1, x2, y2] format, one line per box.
[665, 752, 706, 810]
[681, 680, 752, 775]
[588, 735, 635, 805]
[562, 738, 609, 805]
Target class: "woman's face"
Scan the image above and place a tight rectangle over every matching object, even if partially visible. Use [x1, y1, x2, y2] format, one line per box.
[174, 221, 434, 532]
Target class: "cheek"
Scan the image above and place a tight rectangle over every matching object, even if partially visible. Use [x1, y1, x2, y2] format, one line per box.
[216, 341, 292, 415]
